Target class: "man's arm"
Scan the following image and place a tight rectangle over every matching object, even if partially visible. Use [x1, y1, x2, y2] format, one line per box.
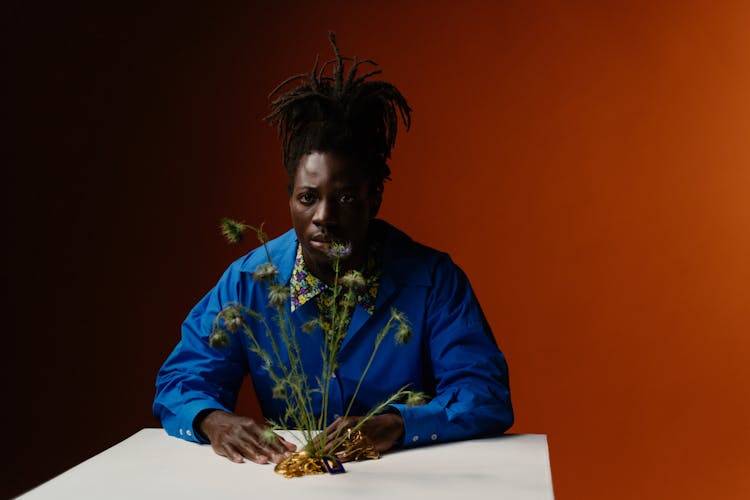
[389, 254, 513, 446]
[153, 263, 295, 463]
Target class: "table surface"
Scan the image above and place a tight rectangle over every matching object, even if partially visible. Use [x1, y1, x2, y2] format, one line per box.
[19, 429, 554, 499]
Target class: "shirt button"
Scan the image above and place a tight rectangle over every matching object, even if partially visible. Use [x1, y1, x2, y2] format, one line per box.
[412, 435, 419, 442]
[430, 434, 438, 441]
[186, 430, 192, 437]
[179, 428, 184, 435]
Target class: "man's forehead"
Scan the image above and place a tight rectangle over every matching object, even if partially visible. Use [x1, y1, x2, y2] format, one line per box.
[295, 154, 367, 187]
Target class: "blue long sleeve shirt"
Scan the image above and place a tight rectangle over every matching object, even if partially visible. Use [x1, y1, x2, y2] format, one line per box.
[153, 220, 513, 446]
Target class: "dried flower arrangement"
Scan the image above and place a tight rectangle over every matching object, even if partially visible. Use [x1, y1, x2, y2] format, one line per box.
[209, 219, 426, 477]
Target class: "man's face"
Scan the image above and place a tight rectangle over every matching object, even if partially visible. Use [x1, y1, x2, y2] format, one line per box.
[290, 152, 377, 282]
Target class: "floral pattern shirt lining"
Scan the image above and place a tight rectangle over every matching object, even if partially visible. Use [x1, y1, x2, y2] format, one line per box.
[289, 244, 381, 321]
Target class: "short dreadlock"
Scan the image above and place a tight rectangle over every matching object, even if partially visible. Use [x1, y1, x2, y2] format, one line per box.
[265, 32, 412, 196]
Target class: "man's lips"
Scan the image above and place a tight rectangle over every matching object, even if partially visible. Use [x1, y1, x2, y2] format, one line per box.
[309, 236, 332, 251]
[310, 240, 329, 249]
[309, 234, 351, 253]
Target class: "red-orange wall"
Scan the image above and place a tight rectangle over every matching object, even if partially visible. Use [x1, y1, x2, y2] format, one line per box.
[7, 1, 749, 498]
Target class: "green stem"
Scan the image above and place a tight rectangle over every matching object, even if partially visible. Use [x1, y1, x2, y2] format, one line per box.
[318, 256, 341, 439]
[342, 316, 394, 419]
[329, 386, 412, 454]
[276, 304, 317, 444]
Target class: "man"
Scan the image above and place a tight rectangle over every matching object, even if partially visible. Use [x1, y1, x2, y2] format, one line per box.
[153, 33, 513, 465]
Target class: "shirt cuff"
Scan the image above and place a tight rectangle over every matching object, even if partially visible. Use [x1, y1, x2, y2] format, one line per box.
[165, 400, 231, 444]
[389, 403, 446, 447]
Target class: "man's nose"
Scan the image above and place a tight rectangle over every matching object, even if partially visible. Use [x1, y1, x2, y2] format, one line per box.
[312, 198, 338, 228]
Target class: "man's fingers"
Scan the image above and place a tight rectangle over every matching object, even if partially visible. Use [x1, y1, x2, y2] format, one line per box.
[201, 412, 301, 465]
[212, 435, 269, 464]
[240, 435, 283, 464]
[255, 432, 296, 461]
[260, 444, 289, 464]
[323, 422, 357, 454]
[264, 433, 295, 456]
[219, 443, 246, 464]
[236, 420, 296, 459]
[319, 417, 357, 454]
[234, 441, 271, 464]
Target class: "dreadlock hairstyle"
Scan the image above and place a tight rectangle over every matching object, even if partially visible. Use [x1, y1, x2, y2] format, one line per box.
[265, 32, 412, 196]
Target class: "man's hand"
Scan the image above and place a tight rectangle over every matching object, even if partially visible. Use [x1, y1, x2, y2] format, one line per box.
[323, 414, 404, 461]
[198, 410, 296, 464]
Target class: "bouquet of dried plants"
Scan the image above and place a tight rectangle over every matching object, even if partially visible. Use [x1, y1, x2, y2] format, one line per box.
[208, 219, 424, 477]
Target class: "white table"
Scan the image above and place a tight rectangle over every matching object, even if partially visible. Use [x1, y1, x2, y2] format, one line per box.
[19, 429, 554, 499]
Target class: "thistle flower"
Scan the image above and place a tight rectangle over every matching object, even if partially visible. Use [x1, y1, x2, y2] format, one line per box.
[391, 308, 412, 344]
[327, 242, 352, 259]
[272, 383, 287, 399]
[389, 308, 407, 324]
[339, 270, 365, 290]
[209, 329, 230, 348]
[394, 322, 412, 344]
[261, 358, 273, 373]
[220, 218, 249, 244]
[222, 306, 244, 333]
[252, 262, 279, 282]
[405, 391, 429, 407]
[268, 283, 290, 307]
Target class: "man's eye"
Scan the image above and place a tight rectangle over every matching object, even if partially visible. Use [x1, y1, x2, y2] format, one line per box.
[299, 193, 317, 204]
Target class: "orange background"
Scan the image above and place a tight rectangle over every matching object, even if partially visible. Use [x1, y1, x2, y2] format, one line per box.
[6, 1, 749, 498]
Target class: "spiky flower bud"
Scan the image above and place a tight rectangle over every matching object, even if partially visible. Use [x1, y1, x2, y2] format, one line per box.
[209, 329, 230, 348]
[327, 242, 352, 259]
[394, 322, 412, 344]
[405, 391, 428, 407]
[390, 308, 407, 324]
[222, 306, 244, 333]
[272, 383, 287, 400]
[268, 283, 290, 307]
[339, 270, 366, 290]
[252, 262, 279, 282]
[220, 218, 249, 244]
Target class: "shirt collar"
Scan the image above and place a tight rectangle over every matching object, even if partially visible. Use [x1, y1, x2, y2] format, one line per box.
[289, 243, 381, 314]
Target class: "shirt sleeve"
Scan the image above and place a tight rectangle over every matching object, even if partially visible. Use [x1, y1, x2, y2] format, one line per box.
[390, 255, 513, 446]
[152, 264, 249, 443]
